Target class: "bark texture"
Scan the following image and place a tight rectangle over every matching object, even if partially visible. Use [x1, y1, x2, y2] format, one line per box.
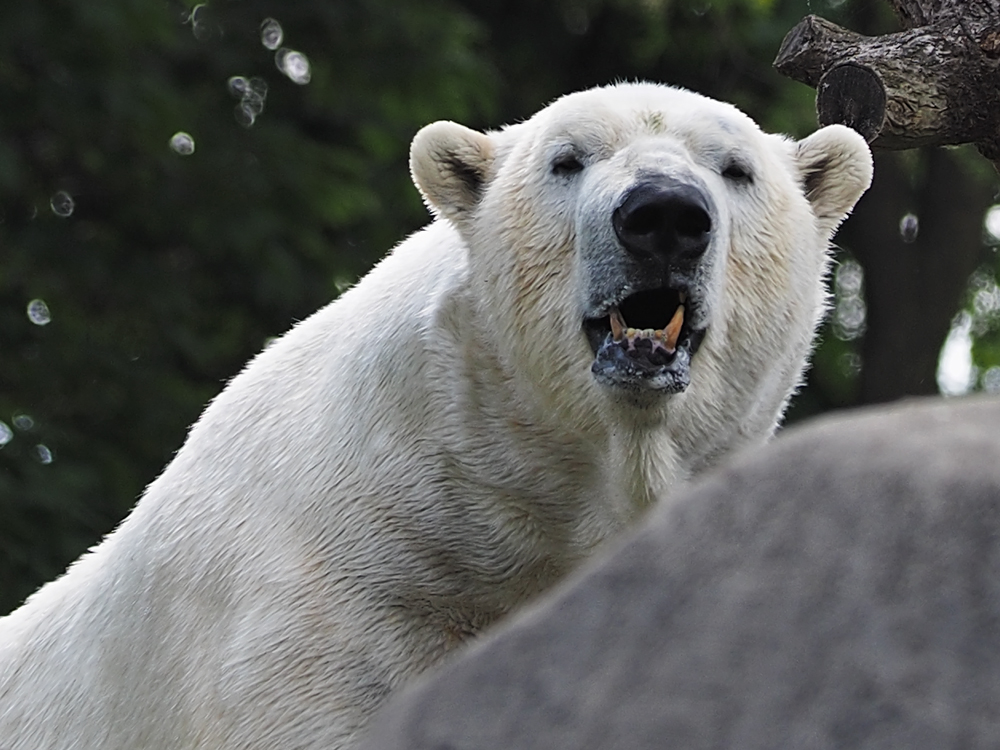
[774, 1, 1000, 169]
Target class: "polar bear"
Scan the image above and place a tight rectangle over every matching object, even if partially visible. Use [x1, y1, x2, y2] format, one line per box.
[0, 82, 871, 749]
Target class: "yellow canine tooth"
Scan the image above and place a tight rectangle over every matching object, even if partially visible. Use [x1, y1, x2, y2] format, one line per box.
[654, 329, 664, 340]
[609, 307, 627, 341]
[664, 304, 684, 351]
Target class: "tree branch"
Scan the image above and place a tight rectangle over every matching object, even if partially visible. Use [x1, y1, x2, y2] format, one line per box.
[774, 2, 1000, 171]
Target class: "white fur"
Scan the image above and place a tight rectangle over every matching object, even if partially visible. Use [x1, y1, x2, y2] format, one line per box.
[0, 83, 871, 749]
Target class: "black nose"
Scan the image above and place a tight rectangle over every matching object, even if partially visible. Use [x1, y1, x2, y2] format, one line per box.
[613, 181, 713, 263]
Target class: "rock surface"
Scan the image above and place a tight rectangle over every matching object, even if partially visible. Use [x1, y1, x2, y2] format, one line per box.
[361, 396, 1000, 750]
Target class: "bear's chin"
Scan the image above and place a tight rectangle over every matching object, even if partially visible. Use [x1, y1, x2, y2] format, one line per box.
[590, 328, 704, 394]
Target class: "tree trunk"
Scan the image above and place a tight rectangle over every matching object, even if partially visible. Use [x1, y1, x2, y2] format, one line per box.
[837, 150, 994, 402]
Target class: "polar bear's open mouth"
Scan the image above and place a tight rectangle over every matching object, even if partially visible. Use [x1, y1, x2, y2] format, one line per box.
[584, 286, 706, 393]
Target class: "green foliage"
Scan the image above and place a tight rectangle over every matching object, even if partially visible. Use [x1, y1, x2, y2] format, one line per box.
[0, 0, 496, 612]
[965, 253, 1000, 388]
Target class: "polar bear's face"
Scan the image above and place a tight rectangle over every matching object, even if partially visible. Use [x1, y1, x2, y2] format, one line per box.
[410, 84, 871, 418]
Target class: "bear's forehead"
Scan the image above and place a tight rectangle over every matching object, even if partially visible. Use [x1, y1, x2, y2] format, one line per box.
[534, 83, 762, 151]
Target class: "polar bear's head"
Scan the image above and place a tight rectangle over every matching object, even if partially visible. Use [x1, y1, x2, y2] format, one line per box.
[410, 83, 871, 436]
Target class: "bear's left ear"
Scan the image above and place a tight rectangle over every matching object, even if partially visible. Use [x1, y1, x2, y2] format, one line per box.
[794, 124, 874, 236]
[410, 121, 496, 222]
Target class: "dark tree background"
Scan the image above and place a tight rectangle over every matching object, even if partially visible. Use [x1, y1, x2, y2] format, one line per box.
[2, 0, 998, 614]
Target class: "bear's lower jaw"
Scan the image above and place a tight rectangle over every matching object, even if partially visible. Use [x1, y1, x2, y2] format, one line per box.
[590, 329, 703, 393]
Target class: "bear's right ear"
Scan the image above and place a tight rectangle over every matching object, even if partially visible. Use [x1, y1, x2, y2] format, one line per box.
[410, 121, 495, 221]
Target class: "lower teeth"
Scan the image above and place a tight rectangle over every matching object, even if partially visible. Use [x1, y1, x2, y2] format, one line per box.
[610, 304, 685, 353]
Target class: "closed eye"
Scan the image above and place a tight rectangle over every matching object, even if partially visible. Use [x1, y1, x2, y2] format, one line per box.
[722, 162, 753, 183]
[552, 154, 585, 176]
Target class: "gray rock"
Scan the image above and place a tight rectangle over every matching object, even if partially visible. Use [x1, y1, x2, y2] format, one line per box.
[360, 396, 1000, 750]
